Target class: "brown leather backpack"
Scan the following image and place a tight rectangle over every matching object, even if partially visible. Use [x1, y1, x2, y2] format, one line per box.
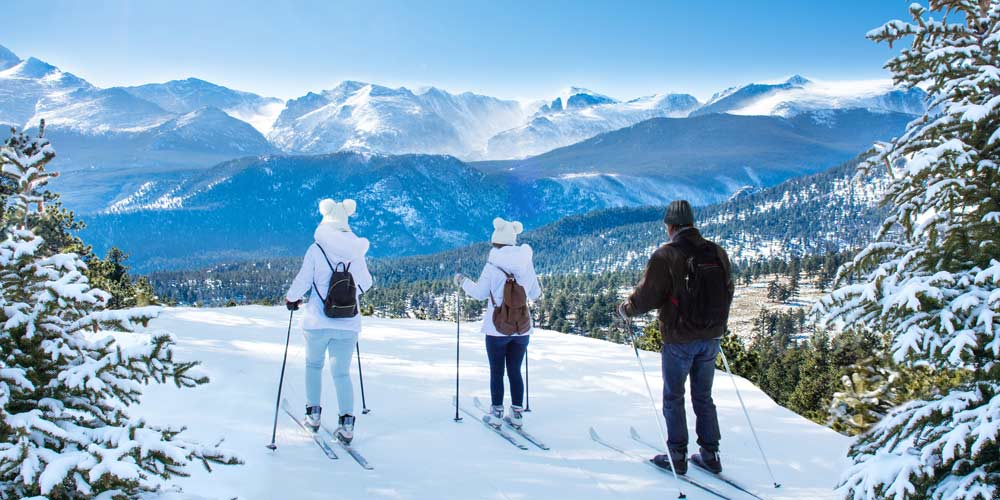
[488, 264, 531, 335]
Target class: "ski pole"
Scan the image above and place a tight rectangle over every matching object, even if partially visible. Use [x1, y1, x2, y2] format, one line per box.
[453, 270, 463, 422]
[266, 309, 295, 450]
[524, 347, 531, 412]
[626, 318, 685, 498]
[357, 342, 370, 414]
[719, 346, 780, 488]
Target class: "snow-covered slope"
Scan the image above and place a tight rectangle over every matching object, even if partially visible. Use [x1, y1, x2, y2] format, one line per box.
[0, 44, 19, 71]
[484, 88, 700, 159]
[0, 54, 93, 128]
[268, 81, 528, 158]
[122, 78, 284, 134]
[693, 75, 926, 117]
[137, 306, 848, 499]
[0, 48, 275, 170]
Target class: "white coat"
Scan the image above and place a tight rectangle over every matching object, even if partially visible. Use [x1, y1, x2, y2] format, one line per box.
[287, 223, 373, 332]
[461, 244, 542, 337]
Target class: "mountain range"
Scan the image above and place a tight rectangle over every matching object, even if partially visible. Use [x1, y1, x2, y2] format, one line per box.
[77, 107, 907, 273]
[1, 43, 927, 172]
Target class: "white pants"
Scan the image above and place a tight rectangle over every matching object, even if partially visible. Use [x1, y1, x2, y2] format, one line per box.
[304, 329, 358, 416]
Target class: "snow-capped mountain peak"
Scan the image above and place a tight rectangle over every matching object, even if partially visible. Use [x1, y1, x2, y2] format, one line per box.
[785, 74, 811, 86]
[268, 80, 528, 158]
[694, 75, 924, 118]
[0, 44, 20, 71]
[539, 87, 618, 113]
[122, 77, 283, 134]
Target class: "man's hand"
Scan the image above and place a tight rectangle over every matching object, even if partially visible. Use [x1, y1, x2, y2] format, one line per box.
[615, 301, 630, 323]
[453, 273, 465, 287]
[286, 299, 302, 311]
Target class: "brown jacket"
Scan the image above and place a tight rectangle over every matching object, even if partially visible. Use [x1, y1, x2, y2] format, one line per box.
[624, 227, 734, 344]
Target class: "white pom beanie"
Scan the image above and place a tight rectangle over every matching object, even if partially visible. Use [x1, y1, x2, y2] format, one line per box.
[491, 217, 523, 246]
[319, 198, 356, 232]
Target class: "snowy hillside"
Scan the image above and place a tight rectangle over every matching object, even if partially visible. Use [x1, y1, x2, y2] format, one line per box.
[0, 45, 275, 170]
[123, 77, 284, 134]
[267, 81, 528, 158]
[484, 88, 700, 159]
[693, 75, 926, 118]
[137, 306, 848, 499]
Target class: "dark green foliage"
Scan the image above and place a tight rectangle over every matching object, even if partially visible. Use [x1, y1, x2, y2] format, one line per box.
[86, 247, 157, 309]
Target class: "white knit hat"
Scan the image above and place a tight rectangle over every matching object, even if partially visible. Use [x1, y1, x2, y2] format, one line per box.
[491, 217, 523, 246]
[319, 198, 356, 232]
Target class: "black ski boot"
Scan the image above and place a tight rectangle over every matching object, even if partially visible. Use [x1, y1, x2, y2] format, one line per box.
[691, 447, 722, 474]
[651, 448, 688, 475]
[335, 414, 355, 445]
[304, 405, 322, 432]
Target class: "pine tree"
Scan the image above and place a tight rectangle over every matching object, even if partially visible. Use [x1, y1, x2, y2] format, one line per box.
[827, 360, 898, 435]
[0, 123, 239, 499]
[816, 3, 1000, 498]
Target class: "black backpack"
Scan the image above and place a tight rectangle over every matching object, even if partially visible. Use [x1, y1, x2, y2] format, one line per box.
[312, 244, 358, 318]
[671, 239, 732, 333]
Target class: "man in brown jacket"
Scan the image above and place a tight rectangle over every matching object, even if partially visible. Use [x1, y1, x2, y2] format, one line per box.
[616, 200, 734, 476]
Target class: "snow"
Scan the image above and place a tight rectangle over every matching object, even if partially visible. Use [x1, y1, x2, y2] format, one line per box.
[726, 79, 922, 117]
[133, 306, 849, 499]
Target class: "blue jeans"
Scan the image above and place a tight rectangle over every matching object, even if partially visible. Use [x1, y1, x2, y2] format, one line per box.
[304, 329, 357, 415]
[661, 339, 721, 453]
[485, 335, 530, 407]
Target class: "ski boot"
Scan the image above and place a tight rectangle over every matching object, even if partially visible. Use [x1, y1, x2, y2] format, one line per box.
[335, 414, 355, 445]
[304, 405, 322, 432]
[651, 448, 688, 475]
[691, 447, 723, 474]
[486, 405, 504, 429]
[508, 405, 525, 429]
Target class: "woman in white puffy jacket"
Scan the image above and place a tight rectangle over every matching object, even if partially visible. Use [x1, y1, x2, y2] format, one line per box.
[455, 217, 541, 429]
[286, 198, 373, 444]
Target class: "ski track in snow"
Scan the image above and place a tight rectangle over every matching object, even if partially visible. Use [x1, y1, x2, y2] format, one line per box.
[134, 306, 848, 500]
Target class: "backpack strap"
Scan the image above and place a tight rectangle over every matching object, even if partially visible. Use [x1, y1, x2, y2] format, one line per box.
[315, 243, 336, 272]
[487, 262, 514, 279]
[486, 262, 513, 308]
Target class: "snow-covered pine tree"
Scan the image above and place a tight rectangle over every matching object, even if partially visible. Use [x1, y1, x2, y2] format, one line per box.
[816, 2, 1000, 498]
[0, 123, 239, 499]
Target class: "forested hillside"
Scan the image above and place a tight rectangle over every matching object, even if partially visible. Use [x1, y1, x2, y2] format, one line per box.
[149, 156, 886, 316]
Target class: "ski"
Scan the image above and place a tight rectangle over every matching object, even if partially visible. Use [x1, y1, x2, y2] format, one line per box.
[629, 426, 765, 500]
[589, 427, 731, 500]
[320, 423, 374, 470]
[280, 398, 338, 460]
[453, 396, 528, 450]
[473, 397, 550, 450]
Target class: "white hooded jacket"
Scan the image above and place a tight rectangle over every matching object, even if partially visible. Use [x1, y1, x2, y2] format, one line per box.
[287, 223, 373, 332]
[461, 244, 542, 336]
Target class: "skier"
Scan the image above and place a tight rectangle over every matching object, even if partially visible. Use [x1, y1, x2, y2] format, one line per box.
[616, 200, 734, 475]
[286, 198, 373, 444]
[454, 217, 542, 429]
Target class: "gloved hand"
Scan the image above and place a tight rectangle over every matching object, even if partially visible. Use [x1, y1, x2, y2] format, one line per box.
[453, 273, 465, 287]
[286, 299, 302, 311]
[615, 301, 630, 322]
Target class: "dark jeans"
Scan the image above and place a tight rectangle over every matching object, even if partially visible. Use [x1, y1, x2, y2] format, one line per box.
[661, 339, 721, 453]
[485, 335, 530, 407]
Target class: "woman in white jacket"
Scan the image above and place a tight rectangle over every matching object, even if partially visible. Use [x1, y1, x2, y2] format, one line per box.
[455, 217, 541, 429]
[286, 198, 373, 444]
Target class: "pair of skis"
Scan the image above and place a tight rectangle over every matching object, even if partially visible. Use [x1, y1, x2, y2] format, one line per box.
[590, 425, 765, 500]
[280, 398, 373, 470]
[452, 396, 549, 451]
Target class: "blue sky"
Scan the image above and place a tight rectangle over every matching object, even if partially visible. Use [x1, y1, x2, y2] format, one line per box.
[4, 0, 909, 101]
